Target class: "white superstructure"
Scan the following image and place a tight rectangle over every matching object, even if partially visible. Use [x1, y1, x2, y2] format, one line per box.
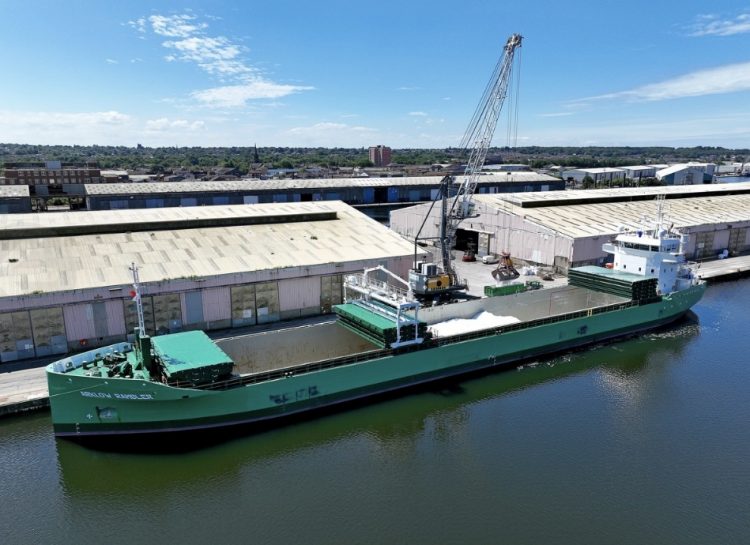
[602, 197, 697, 295]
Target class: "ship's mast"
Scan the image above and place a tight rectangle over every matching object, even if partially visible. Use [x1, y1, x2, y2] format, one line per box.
[655, 194, 664, 235]
[129, 262, 146, 338]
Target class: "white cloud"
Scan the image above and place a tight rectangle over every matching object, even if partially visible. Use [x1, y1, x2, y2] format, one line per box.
[409, 111, 428, 116]
[285, 122, 377, 146]
[162, 35, 250, 77]
[105, 58, 118, 64]
[398, 86, 421, 91]
[525, 113, 750, 147]
[689, 12, 750, 36]
[192, 80, 314, 107]
[0, 110, 131, 127]
[577, 61, 750, 102]
[127, 18, 146, 33]
[130, 12, 312, 107]
[145, 118, 205, 131]
[0, 110, 218, 145]
[0, 110, 135, 145]
[148, 14, 206, 38]
[130, 58, 143, 63]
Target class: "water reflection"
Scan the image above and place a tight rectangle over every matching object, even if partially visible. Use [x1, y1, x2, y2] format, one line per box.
[7, 283, 750, 545]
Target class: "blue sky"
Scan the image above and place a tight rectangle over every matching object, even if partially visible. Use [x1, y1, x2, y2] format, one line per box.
[1, 0, 749, 148]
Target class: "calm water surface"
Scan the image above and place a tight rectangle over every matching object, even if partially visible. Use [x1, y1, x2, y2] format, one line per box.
[1, 280, 749, 545]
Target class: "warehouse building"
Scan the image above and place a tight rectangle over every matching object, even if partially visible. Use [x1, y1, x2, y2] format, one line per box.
[560, 167, 626, 185]
[0, 186, 32, 213]
[656, 163, 715, 185]
[83, 172, 563, 211]
[390, 182, 750, 271]
[0, 201, 421, 363]
[619, 165, 664, 180]
[2, 161, 102, 187]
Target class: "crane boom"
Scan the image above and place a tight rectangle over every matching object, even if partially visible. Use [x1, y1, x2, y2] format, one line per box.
[410, 33, 523, 301]
[454, 33, 523, 220]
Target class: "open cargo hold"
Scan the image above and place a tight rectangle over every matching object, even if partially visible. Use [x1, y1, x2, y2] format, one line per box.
[568, 266, 658, 301]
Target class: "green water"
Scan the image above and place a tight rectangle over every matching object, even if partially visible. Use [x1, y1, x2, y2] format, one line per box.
[1, 281, 749, 545]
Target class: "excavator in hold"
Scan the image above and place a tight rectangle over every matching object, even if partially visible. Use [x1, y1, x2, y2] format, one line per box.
[409, 33, 523, 302]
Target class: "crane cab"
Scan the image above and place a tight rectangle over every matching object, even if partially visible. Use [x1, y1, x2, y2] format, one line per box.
[409, 262, 465, 302]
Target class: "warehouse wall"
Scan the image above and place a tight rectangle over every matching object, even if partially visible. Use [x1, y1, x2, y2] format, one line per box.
[201, 287, 232, 328]
[570, 236, 613, 267]
[453, 203, 575, 268]
[390, 202, 579, 268]
[279, 277, 321, 320]
[0, 198, 33, 213]
[680, 223, 750, 260]
[0, 255, 423, 363]
[62, 300, 127, 350]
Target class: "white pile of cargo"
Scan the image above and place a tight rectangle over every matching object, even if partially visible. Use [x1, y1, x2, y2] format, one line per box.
[428, 311, 520, 338]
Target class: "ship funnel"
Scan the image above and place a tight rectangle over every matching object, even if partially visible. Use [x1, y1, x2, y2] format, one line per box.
[679, 234, 689, 255]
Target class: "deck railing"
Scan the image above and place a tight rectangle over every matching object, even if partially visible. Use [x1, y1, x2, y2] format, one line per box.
[195, 296, 660, 391]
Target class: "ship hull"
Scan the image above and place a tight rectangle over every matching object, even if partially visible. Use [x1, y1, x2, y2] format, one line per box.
[48, 284, 705, 437]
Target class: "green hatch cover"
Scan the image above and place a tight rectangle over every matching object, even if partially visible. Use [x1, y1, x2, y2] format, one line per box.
[152, 331, 234, 385]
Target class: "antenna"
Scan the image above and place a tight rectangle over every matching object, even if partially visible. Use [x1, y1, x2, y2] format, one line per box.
[129, 262, 146, 337]
[655, 194, 666, 231]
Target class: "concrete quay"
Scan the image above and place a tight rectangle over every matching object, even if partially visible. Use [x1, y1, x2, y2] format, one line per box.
[0, 315, 335, 419]
[0, 256, 747, 419]
[0, 366, 48, 417]
[695, 255, 750, 280]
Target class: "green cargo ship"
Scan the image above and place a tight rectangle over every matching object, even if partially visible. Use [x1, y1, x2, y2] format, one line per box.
[47, 218, 705, 438]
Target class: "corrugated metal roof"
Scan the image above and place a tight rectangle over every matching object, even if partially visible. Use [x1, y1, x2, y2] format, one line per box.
[475, 192, 750, 238]
[566, 167, 625, 174]
[0, 201, 331, 236]
[86, 180, 260, 195]
[0, 201, 417, 298]
[84, 171, 560, 195]
[495, 181, 750, 206]
[0, 186, 30, 198]
[657, 164, 692, 176]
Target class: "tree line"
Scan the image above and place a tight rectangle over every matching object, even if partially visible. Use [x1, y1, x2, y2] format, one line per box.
[1, 143, 746, 174]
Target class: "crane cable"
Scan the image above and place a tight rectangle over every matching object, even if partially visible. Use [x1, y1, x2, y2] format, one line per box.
[513, 45, 523, 148]
[505, 45, 523, 148]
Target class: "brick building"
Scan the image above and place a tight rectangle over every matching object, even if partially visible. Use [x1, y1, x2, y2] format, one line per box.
[369, 145, 392, 167]
[2, 161, 102, 188]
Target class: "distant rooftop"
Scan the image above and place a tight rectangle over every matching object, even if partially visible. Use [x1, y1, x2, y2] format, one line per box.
[564, 167, 625, 174]
[0, 186, 30, 198]
[84, 172, 560, 195]
[85, 171, 560, 196]
[475, 191, 750, 239]
[495, 181, 750, 208]
[0, 200, 336, 239]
